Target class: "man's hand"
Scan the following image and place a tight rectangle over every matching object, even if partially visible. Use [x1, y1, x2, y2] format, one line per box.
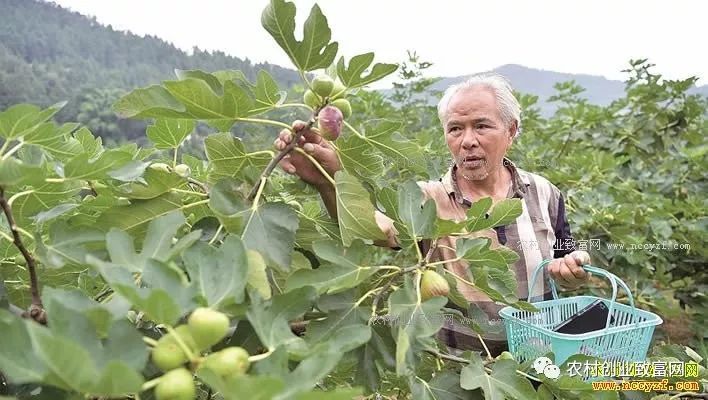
[547, 250, 591, 289]
[274, 120, 341, 189]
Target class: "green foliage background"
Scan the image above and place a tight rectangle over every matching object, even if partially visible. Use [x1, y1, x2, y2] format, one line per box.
[0, 0, 705, 399]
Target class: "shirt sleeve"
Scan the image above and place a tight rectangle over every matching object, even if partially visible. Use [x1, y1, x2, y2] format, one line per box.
[553, 193, 576, 258]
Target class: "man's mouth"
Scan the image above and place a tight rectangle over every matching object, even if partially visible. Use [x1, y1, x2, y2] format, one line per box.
[461, 155, 485, 167]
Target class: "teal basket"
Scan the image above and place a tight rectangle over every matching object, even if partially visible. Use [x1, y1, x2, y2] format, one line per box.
[499, 260, 662, 367]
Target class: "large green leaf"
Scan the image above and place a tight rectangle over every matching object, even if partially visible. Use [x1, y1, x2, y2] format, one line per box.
[388, 275, 447, 376]
[398, 180, 437, 241]
[241, 202, 299, 270]
[409, 371, 483, 400]
[0, 102, 65, 139]
[163, 78, 253, 122]
[146, 118, 195, 149]
[0, 295, 145, 396]
[336, 53, 397, 88]
[34, 221, 104, 268]
[61, 149, 133, 181]
[104, 210, 193, 272]
[0, 158, 44, 187]
[336, 131, 385, 179]
[285, 240, 374, 294]
[460, 354, 537, 400]
[12, 181, 83, 226]
[295, 201, 341, 247]
[456, 237, 517, 269]
[335, 171, 386, 246]
[210, 180, 299, 270]
[463, 197, 493, 232]
[87, 256, 191, 325]
[183, 236, 249, 307]
[0, 310, 48, 384]
[113, 72, 256, 129]
[355, 119, 425, 173]
[464, 198, 522, 232]
[205, 133, 272, 185]
[112, 167, 184, 199]
[275, 342, 346, 400]
[113, 85, 185, 119]
[97, 192, 185, 235]
[246, 286, 316, 355]
[197, 372, 286, 400]
[261, 0, 338, 71]
[253, 70, 286, 112]
[23, 122, 83, 160]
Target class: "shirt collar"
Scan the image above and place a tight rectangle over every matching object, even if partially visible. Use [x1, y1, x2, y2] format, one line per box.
[440, 157, 529, 204]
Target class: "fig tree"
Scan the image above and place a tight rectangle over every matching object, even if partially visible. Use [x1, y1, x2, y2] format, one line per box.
[303, 90, 321, 108]
[154, 368, 195, 400]
[188, 307, 230, 350]
[330, 98, 352, 118]
[420, 270, 450, 301]
[311, 75, 334, 97]
[149, 163, 171, 173]
[174, 164, 191, 178]
[317, 105, 344, 141]
[199, 346, 250, 378]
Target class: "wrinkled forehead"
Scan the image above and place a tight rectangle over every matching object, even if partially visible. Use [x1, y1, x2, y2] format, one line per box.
[445, 86, 502, 121]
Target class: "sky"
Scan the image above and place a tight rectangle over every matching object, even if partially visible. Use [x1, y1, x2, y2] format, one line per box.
[52, 0, 708, 88]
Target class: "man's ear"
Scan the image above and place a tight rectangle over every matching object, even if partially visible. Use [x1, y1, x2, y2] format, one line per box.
[508, 120, 518, 141]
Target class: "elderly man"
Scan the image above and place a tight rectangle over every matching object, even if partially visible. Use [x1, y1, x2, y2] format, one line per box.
[274, 71, 590, 355]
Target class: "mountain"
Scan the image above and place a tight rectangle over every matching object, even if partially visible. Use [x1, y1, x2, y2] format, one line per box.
[427, 64, 708, 116]
[1, 0, 705, 133]
[0, 0, 302, 131]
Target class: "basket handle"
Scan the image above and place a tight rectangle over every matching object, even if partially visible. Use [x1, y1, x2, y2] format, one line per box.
[527, 259, 636, 329]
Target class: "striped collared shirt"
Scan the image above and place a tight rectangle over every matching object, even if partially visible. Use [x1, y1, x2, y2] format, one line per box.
[416, 158, 576, 353]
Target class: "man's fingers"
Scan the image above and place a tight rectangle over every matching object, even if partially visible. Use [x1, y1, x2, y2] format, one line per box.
[568, 263, 587, 280]
[301, 127, 324, 145]
[547, 259, 560, 280]
[279, 158, 296, 174]
[559, 264, 578, 284]
[292, 120, 308, 131]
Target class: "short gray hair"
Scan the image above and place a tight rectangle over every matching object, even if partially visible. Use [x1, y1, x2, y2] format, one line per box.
[437, 71, 521, 137]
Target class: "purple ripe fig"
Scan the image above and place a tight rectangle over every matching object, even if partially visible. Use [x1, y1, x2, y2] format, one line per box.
[317, 105, 343, 141]
[420, 270, 450, 301]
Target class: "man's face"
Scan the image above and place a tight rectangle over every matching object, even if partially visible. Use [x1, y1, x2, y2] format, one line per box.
[443, 86, 515, 181]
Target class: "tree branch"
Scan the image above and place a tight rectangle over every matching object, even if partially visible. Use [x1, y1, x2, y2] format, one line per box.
[0, 187, 45, 324]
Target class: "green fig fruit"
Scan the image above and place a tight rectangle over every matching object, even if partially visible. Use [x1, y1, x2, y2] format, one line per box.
[199, 346, 250, 378]
[311, 75, 334, 97]
[154, 368, 195, 400]
[330, 98, 352, 118]
[188, 308, 230, 350]
[303, 89, 321, 108]
[420, 270, 450, 301]
[174, 164, 191, 178]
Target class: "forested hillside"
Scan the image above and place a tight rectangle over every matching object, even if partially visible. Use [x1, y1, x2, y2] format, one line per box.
[0, 0, 302, 140]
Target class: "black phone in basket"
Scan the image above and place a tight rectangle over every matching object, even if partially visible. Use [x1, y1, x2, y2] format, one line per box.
[553, 299, 615, 334]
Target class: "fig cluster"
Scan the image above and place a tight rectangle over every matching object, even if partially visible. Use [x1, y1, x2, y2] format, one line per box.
[302, 75, 352, 141]
[150, 308, 250, 400]
[148, 162, 191, 178]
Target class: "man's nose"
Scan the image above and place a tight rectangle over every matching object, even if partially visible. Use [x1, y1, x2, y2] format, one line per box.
[460, 128, 479, 148]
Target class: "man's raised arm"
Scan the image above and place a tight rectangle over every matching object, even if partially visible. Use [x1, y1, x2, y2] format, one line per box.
[274, 121, 399, 248]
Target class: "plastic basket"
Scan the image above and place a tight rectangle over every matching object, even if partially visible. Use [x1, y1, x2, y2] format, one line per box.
[499, 260, 662, 367]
